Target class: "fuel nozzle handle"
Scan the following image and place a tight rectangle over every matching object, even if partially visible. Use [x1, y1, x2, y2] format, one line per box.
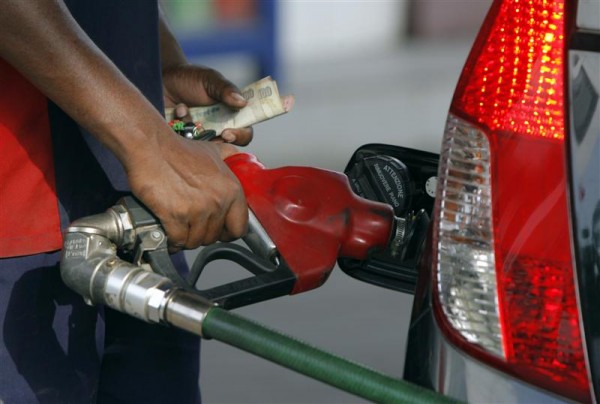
[225, 153, 395, 294]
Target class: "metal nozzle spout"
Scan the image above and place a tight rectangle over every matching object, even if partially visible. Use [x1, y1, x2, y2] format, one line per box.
[389, 216, 408, 258]
[388, 210, 430, 259]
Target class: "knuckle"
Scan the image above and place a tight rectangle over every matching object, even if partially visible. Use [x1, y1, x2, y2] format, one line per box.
[185, 236, 203, 250]
[228, 222, 247, 239]
[203, 232, 220, 246]
[166, 230, 186, 250]
[203, 69, 229, 96]
[224, 180, 244, 202]
[236, 128, 253, 146]
[233, 223, 246, 238]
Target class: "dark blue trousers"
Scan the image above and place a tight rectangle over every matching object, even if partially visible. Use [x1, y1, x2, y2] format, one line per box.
[1, 252, 201, 403]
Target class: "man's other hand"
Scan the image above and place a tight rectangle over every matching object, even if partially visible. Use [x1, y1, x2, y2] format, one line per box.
[162, 65, 254, 146]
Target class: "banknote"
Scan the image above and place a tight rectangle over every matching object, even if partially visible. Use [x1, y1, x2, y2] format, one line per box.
[164, 76, 294, 135]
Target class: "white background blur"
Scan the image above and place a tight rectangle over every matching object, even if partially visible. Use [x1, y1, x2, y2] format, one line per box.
[165, 1, 492, 402]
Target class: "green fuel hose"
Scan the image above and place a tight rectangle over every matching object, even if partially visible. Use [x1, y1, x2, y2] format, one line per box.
[202, 307, 459, 403]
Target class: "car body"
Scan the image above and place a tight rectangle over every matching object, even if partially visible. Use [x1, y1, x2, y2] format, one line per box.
[399, 0, 600, 402]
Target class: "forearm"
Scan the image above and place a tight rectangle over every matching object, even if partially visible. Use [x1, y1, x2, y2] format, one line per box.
[0, 0, 166, 169]
[0, 0, 248, 250]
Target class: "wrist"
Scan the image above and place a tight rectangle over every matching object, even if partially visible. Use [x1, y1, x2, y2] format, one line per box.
[99, 111, 171, 174]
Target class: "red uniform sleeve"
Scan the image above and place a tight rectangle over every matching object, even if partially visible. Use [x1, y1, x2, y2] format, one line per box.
[0, 60, 62, 258]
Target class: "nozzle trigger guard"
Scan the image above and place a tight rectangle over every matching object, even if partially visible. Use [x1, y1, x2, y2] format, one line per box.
[188, 243, 296, 309]
[115, 196, 296, 309]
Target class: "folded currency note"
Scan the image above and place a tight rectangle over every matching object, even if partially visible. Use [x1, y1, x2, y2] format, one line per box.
[164, 76, 294, 135]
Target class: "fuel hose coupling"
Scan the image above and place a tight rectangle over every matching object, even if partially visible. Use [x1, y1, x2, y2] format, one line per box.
[60, 200, 215, 337]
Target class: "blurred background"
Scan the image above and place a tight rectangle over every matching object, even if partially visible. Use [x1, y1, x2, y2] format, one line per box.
[160, 1, 491, 402]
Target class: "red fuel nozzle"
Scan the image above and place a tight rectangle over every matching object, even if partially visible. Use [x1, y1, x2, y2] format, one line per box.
[225, 153, 395, 294]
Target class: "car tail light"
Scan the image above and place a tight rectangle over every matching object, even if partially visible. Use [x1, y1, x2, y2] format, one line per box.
[432, 0, 591, 402]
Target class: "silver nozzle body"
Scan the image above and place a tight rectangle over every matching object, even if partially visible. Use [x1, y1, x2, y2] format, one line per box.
[60, 206, 213, 337]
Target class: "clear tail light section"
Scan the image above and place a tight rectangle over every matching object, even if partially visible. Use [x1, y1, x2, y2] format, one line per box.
[432, 0, 591, 401]
[436, 116, 501, 355]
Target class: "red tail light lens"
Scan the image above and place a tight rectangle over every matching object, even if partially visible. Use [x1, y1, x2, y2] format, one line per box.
[456, 0, 566, 140]
[433, 0, 591, 401]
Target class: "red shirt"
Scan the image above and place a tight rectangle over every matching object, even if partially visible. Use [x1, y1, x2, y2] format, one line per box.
[0, 61, 62, 257]
[0, 2, 163, 259]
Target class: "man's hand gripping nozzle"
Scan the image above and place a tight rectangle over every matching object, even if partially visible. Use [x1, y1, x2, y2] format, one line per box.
[61, 153, 403, 313]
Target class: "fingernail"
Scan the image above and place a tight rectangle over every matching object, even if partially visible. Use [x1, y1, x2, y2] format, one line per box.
[222, 132, 236, 143]
[175, 104, 187, 118]
[231, 92, 246, 103]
